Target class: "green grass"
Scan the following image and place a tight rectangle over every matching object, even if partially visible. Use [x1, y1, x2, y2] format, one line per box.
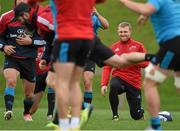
[1, 0, 180, 130]
[0, 76, 180, 130]
[0, 108, 180, 130]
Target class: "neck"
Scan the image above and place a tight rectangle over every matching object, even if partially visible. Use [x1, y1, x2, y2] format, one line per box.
[120, 38, 130, 43]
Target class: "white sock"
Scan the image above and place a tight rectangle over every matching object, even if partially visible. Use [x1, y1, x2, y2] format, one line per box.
[59, 118, 69, 130]
[70, 117, 80, 128]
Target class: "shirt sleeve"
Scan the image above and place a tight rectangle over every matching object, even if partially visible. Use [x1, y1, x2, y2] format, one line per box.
[0, 15, 8, 51]
[148, 0, 163, 12]
[101, 65, 112, 87]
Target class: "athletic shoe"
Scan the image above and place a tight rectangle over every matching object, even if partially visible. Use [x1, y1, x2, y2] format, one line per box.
[4, 110, 13, 120]
[112, 115, 119, 121]
[45, 122, 60, 130]
[80, 104, 93, 128]
[47, 115, 53, 120]
[23, 114, 33, 121]
[140, 114, 146, 120]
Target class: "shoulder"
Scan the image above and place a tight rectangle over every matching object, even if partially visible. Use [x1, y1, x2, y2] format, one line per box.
[131, 39, 144, 46]
[0, 10, 14, 22]
[111, 41, 120, 48]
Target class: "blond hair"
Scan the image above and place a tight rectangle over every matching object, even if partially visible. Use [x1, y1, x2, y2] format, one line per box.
[118, 22, 132, 30]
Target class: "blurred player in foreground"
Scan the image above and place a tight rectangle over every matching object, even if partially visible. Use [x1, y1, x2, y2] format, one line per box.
[120, 0, 180, 130]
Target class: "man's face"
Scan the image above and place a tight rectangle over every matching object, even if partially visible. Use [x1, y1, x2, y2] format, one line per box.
[23, 11, 30, 21]
[118, 26, 131, 42]
[16, 0, 28, 5]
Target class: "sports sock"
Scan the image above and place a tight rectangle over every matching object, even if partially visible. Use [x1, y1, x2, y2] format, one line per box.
[59, 118, 69, 130]
[82, 102, 88, 110]
[150, 116, 161, 130]
[47, 87, 55, 116]
[4, 87, 15, 111]
[83, 91, 92, 104]
[23, 98, 34, 114]
[70, 117, 80, 129]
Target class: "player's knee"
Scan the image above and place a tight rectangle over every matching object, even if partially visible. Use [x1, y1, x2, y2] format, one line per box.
[84, 79, 92, 89]
[110, 82, 119, 93]
[7, 78, 17, 87]
[25, 94, 34, 99]
[46, 73, 56, 88]
[145, 63, 166, 84]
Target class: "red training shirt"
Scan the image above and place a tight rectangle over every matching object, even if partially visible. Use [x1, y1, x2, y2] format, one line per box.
[101, 39, 149, 89]
[52, 0, 104, 40]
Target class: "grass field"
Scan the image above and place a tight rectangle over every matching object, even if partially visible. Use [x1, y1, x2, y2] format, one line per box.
[0, 108, 180, 130]
[0, 0, 180, 130]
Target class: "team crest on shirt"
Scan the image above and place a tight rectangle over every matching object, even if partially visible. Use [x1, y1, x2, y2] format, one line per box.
[114, 48, 120, 52]
[129, 45, 137, 50]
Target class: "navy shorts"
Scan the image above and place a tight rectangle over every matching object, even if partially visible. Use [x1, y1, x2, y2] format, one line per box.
[152, 36, 180, 71]
[52, 39, 94, 67]
[4, 56, 36, 82]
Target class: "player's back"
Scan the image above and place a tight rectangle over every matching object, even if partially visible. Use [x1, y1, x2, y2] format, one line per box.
[149, 0, 180, 43]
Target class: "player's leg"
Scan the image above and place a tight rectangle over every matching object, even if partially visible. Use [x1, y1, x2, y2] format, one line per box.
[52, 40, 77, 130]
[109, 77, 125, 120]
[3, 57, 20, 120]
[46, 69, 56, 89]
[69, 66, 84, 129]
[30, 73, 47, 115]
[22, 79, 35, 121]
[174, 72, 180, 94]
[83, 60, 95, 106]
[126, 83, 144, 120]
[47, 87, 55, 119]
[144, 64, 168, 130]
[30, 92, 43, 114]
[54, 62, 75, 130]
[46, 70, 58, 125]
[20, 58, 36, 121]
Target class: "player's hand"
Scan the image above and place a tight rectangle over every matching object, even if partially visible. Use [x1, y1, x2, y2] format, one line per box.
[137, 15, 148, 25]
[3, 45, 16, 55]
[101, 86, 108, 96]
[16, 34, 32, 45]
[39, 59, 47, 70]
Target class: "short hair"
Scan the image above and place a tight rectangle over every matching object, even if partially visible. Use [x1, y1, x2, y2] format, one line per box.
[118, 22, 132, 30]
[14, 2, 30, 17]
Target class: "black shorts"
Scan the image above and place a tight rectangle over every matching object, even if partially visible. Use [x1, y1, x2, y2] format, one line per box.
[84, 59, 95, 73]
[4, 56, 36, 82]
[89, 35, 114, 67]
[152, 36, 180, 71]
[34, 72, 47, 94]
[52, 39, 94, 67]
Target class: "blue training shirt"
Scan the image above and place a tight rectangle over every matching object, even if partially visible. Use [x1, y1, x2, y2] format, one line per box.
[148, 0, 180, 44]
[92, 13, 102, 35]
